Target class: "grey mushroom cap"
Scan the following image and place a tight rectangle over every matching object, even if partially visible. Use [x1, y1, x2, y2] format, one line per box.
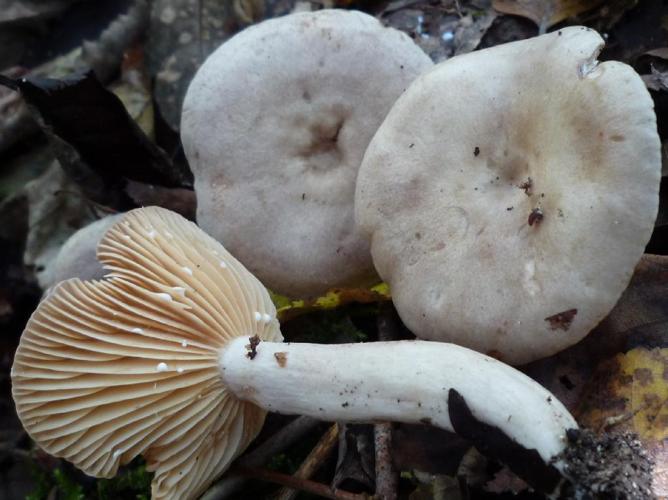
[355, 27, 661, 364]
[45, 214, 123, 290]
[181, 9, 433, 298]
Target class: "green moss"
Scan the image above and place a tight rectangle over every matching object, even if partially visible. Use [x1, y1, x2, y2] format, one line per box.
[266, 452, 300, 475]
[95, 459, 152, 500]
[53, 468, 85, 500]
[286, 309, 368, 344]
[25, 458, 151, 500]
[26, 465, 52, 500]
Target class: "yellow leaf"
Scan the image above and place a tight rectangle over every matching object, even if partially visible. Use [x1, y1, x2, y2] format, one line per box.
[271, 283, 391, 322]
[578, 347, 668, 442]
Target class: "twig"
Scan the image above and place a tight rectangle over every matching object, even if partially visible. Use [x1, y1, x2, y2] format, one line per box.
[235, 466, 368, 500]
[0, 443, 32, 461]
[201, 416, 321, 500]
[600, 402, 651, 433]
[0, 75, 19, 90]
[374, 304, 400, 500]
[275, 423, 340, 500]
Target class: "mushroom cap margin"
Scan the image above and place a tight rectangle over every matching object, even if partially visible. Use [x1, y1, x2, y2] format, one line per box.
[355, 26, 661, 364]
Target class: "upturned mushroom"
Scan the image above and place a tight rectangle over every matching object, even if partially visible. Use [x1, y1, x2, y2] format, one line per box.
[181, 9, 433, 298]
[355, 26, 662, 364]
[13, 207, 576, 499]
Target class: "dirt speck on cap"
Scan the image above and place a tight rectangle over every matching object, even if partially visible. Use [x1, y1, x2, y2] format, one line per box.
[245, 335, 260, 360]
[274, 351, 287, 367]
[545, 309, 578, 331]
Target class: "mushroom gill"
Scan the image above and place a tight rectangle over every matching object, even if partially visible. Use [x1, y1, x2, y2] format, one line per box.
[12, 207, 282, 499]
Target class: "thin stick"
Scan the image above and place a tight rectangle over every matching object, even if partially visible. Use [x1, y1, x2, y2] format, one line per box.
[374, 304, 400, 500]
[236, 466, 367, 500]
[0, 75, 19, 90]
[0, 443, 32, 460]
[275, 423, 340, 500]
[201, 416, 321, 500]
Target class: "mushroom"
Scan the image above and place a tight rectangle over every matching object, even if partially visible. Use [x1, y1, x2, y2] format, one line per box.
[355, 26, 662, 365]
[45, 214, 123, 290]
[12, 207, 577, 499]
[180, 9, 433, 298]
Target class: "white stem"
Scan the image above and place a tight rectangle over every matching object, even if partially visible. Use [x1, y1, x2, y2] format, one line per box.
[219, 338, 576, 466]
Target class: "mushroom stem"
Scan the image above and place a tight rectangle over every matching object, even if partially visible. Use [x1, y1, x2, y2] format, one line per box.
[220, 337, 576, 490]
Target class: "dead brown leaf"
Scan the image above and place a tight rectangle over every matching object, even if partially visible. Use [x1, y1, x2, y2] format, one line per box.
[492, 0, 603, 30]
[642, 62, 668, 92]
[524, 254, 668, 412]
[23, 163, 98, 288]
[146, 0, 241, 130]
[392, 424, 468, 475]
[525, 255, 668, 495]
[125, 182, 196, 220]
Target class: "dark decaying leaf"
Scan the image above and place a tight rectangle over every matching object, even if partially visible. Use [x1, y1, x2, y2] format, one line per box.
[145, 0, 238, 130]
[642, 65, 668, 92]
[80, 0, 149, 83]
[332, 424, 375, 493]
[380, 2, 497, 63]
[0, 71, 192, 209]
[391, 424, 469, 475]
[22, 162, 100, 288]
[447, 389, 563, 494]
[600, 0, 668, 63]
[145, 0, 300, 130]
[525, 254, 668, 411]
[0, 194, 40, 330]
[524, 254, 668, 495]
[125, 182, 197, 220]
[477, 13, 537, 49]
[0, 0, 149, 155]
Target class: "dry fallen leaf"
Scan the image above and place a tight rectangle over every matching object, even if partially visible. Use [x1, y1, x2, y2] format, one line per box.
[23, 163, 98, 288]
[492, 0, 603, 29]
[525, 254, 668, 411]
[578, 348, 667, 440]
[525, 255, 668, 496]
[576, 348, 668, 496]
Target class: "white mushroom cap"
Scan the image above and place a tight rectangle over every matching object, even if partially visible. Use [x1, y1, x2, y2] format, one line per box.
[355, 27, 661, 364]
[181, 9, 433, 298]
[11, 207, 282, 499]
[45, 214, 123, 290]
